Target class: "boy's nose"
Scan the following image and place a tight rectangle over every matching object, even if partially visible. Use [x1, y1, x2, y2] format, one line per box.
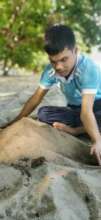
[55, 62, 63, 71]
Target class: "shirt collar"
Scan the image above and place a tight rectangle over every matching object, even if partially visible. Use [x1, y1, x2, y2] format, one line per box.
[65, 53, 81, 80]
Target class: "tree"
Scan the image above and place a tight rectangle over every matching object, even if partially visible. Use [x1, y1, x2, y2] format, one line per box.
[55, 0, 101, 51]
[0, 0, 52, 75]
[0, 0, 101, 75]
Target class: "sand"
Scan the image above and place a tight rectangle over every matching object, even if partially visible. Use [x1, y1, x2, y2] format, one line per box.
[0, 75, 101, 220]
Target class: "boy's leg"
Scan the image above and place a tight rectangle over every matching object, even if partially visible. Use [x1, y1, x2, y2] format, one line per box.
[38, 106, 76, 127]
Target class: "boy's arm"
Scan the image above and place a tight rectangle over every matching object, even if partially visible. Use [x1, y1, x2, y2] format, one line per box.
[3, 86, 48, 127]
[80, 93, 101, 165]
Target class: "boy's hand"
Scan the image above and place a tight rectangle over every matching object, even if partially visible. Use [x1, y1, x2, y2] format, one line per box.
[90, 138, 101, 166]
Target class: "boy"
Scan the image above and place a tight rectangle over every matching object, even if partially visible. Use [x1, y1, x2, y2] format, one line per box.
[3, 24, 101, 165]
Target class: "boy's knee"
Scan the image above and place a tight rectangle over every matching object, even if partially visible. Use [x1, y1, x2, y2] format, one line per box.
[38, 106, 48, 122]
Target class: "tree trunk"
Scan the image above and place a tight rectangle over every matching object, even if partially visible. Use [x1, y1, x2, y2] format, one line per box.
[3, 59, 9, 76]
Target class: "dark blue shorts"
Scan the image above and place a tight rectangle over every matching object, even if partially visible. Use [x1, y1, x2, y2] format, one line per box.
[37, 99, 101, 128]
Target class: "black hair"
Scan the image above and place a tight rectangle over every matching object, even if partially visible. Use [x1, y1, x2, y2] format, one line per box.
[44, 24, 76, 55]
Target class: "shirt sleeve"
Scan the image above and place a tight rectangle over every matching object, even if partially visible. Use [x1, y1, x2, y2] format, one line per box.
[80, 60, 100, 95]
[39, 64, 56, 89]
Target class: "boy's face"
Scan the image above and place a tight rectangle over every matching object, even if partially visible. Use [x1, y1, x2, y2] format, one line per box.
[48, 47, 77, 77]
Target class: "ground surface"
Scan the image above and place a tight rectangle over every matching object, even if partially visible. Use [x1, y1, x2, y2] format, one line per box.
[0, 75, 66, 126]
[0, 75, 101, 220]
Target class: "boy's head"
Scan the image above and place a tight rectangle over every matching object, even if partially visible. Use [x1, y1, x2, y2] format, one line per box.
[44, 24, 76, 55]
[44, 24, 77, 77]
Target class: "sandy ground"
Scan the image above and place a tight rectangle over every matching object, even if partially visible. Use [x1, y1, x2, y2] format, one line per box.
[0, 75, 101, 220]
[0, 75, 66, 126]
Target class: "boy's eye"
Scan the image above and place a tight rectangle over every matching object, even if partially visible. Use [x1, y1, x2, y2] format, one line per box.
[50, 57, 68, 65]
[61, 57, 68, 62]
[51, 61, 56, 65]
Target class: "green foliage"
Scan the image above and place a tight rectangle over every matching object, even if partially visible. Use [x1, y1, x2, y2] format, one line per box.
[32, 51, 48, 73]
[56, 0, 101, 50]
[12, 44, 33, 67]
[0, 0, 101, 75]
